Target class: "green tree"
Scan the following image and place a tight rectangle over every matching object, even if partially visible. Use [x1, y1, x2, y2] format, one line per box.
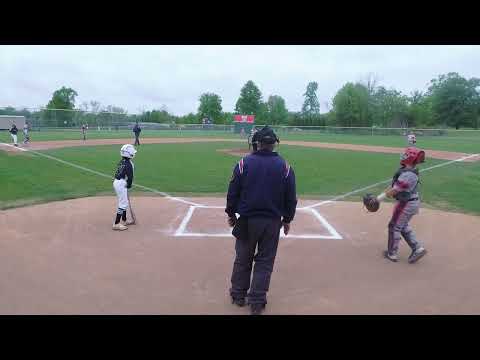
[407, 91, 434, 128]
[372, 87, 409, 127]
[265, 95, 289, 125]
[45, 86, 78, 126]
[332, 82, 370, 127]
[427, 72, 480, 129]
[198, 92, 223, 123]
[301, 82, 320, 125]
[235, 80, 263, 115]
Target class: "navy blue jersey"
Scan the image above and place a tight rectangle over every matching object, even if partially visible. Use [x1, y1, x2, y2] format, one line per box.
[9, 125, 18, 135]
[226, 150, 297, 223]
[114, 158, 134, 188]
[133, 125, 141, 135]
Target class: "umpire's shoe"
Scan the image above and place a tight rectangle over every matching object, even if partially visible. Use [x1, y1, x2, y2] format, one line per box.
[250, 303, 266, 315]
[408, 247, 427, 264]
[231, 296, 246, 307]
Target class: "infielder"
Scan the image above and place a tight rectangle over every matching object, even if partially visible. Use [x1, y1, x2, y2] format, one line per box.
[365, 147, 427, 263]
[23, 122, 30, 144]
[133, 122, 141, 146]
[407, 131, 416, 147]
[112, 144, 137, 231]
[81, 124, 87, 141]
[9, 123, 19, 147]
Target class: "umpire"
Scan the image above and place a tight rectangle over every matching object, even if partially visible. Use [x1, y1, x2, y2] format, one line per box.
[133, 122, 141, 146]
[225, 126, 297, 315]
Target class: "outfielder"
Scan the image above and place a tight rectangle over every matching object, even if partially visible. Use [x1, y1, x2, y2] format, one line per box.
[9, 123, 19, 147]
[364, 147, 428, 263]
[112, 144, 137, 231]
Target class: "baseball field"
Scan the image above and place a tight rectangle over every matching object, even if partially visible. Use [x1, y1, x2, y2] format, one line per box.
[1, 129, 480, 314]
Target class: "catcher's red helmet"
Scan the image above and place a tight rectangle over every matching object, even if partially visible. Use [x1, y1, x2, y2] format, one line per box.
[400, 147, 425, 166]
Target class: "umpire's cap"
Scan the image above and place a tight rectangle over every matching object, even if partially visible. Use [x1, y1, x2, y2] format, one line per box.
[256, 126, 280, 144]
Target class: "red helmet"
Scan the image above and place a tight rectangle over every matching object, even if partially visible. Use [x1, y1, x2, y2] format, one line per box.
[400, 147, 425, 166]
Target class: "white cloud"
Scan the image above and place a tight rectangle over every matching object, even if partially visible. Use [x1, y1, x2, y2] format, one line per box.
[1, 45, 479, 115]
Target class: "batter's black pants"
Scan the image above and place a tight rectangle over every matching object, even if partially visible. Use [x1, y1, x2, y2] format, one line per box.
[230, 216, 282, 305]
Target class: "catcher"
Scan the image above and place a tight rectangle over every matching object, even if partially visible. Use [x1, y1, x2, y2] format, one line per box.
[363, 147, 428, 264]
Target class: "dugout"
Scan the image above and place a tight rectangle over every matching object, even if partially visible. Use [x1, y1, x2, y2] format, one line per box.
[233, 114, 255, 134]
[0, 115, 26, 130]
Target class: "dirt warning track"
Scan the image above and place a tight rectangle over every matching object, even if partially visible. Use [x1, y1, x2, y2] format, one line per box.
[1, 137, 479, 162]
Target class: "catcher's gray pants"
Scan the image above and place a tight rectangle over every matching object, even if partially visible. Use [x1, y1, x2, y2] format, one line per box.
[388, 200, 422, 255]
[230, 217, 282, 305]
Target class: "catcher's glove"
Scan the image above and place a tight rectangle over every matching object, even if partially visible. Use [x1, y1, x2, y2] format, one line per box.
[363, 193, 380, 212]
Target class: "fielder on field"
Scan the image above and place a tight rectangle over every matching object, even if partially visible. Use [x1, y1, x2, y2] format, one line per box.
[112, 144, 137, 231]
[364, 147, 428, 263]
[81, 124, 87, 141]
[23, 122, 30, 144]
[407, 131, 416, 147]
[9, 123, 19, 147]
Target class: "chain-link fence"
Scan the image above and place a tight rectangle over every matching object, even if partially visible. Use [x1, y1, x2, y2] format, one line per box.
[2, 107, 480, 140]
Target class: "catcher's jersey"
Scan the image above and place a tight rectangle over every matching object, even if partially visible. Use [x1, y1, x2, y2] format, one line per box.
[393, 170, 419, 198]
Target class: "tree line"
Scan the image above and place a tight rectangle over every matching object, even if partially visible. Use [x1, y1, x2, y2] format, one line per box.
[2, 72, 479, 129]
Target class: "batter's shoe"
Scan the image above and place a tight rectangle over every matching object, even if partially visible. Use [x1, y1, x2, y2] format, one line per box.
[408, 247, 427, 264]
[250, 303, 266, 315]
[122, 220, 136, 226]
[383, 250, 398, 262]
[112, 223, 128, 231]
[231, 296, 246, 307]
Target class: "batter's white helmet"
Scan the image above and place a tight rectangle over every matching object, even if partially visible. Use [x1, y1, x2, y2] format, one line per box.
[120, 144, 137, 158]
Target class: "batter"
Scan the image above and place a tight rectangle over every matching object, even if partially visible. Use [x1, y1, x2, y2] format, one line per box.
[112, 144, 137, 231]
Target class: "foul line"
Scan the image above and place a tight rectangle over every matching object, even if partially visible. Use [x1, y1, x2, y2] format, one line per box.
[302, 153, 479, 209]
[1, 142, 202, 207]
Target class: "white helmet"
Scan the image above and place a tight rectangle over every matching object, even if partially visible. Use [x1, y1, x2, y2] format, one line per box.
[120, 144, 137, 158]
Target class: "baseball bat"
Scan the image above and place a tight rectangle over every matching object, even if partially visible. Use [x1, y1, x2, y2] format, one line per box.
[127, 192, 137, 224]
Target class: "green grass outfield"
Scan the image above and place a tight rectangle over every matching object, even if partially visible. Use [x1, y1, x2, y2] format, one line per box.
[1, 128, 479, 153]
[1, 142, 479, 215]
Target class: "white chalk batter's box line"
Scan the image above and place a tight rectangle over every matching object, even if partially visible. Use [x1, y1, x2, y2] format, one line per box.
[174, 205, 343, 240]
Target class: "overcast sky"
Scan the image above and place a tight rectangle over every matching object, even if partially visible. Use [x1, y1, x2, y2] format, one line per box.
[1, 45, 479, 115]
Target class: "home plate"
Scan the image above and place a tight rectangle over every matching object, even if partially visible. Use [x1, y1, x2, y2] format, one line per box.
[174, 205, 342, 239]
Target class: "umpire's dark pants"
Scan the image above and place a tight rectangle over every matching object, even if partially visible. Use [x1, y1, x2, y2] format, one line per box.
[230, 217, 282, 305]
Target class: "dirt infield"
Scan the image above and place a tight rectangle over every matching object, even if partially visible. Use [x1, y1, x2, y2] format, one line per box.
[1, 196, 480, 315]
[1, 137, 479, 162]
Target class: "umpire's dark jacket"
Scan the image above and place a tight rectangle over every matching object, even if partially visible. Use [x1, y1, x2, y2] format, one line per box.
[226, 149, 297, 223]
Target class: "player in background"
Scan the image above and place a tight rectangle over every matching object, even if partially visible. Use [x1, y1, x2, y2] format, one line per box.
[375, 147, 428, 264]
[23, 122, 30, 144]
[81, 124, 87, 141]
[133, 122, 142, 147]
[9, 122, 19, 147]
[407, 131, 417, 147]
[112, 144, 137, 231]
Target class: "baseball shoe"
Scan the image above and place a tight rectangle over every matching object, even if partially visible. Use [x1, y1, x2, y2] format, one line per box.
[122, 220, 136, 226]
[408, 247, 427, 264]
[383, 250, 398, 262]
[250, 303, 266, 315]
[231, 296, 246, 307]
[112, 223, 128, 231]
